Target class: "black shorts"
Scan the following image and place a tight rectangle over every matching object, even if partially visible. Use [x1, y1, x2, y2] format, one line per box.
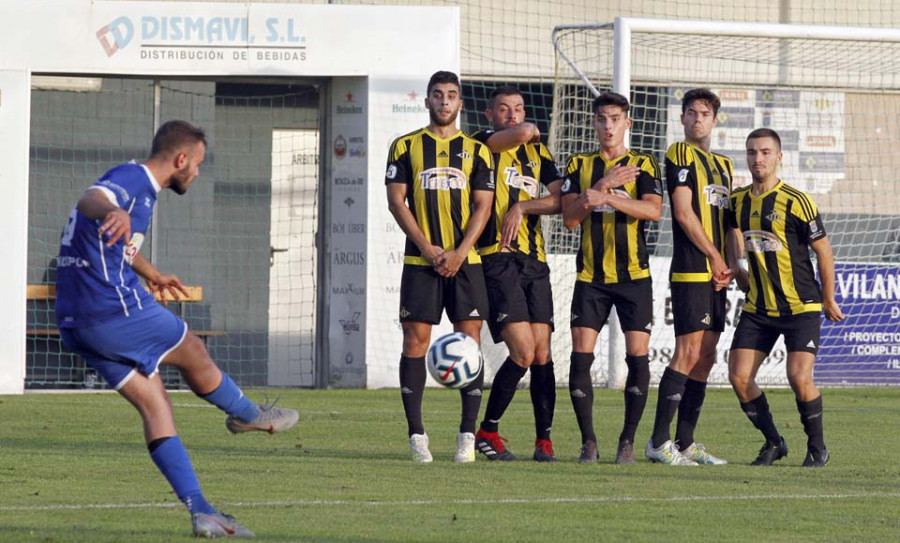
[399, 263, 489, 324]
[569, 278, 653, 334]
[731, 311, 821, 355]
[671, 281, 727, 336]
[482, 252, 554, 343]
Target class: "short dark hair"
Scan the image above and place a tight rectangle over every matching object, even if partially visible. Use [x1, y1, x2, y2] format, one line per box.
[681, 88, 721, 116]
[150, 120, 206, 157]
[488, 85, 523, 109]
[426, 71, 461, 95]
[747, 128, 782, 150]
[592, 92, 630, 115]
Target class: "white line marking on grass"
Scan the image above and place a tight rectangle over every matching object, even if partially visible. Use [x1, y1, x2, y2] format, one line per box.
[3, 492, 900, 512]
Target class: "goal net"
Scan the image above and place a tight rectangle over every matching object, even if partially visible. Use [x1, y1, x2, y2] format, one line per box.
[548, 19, 900, 387]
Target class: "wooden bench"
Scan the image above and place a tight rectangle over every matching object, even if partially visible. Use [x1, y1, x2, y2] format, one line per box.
[26, 284, 225, 340]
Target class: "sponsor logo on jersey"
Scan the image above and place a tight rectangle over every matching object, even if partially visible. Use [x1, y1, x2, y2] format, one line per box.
[502, 167, 539, 198]
[419, 167, 467, 190]
[704, 184, 730, 209]
[744, 230, 784, 253]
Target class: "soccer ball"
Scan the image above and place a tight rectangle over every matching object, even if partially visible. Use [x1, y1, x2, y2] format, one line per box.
[425, 332, 483, 389]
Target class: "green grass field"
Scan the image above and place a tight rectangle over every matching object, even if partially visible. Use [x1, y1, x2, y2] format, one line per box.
[1, 387, 898, 542]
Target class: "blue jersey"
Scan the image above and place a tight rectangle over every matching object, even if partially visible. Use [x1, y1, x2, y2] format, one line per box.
[56, 162, 161, 327]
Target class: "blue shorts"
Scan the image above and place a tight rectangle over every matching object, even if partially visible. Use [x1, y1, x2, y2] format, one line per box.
[59, 303, 188, 390]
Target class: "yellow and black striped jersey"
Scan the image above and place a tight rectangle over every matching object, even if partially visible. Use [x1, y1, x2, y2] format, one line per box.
[385, 128, 495, 266]
[727, 181, 826, 317]
[666, 142, 734, 282]
[561, 149, 663, 284]
[471, 130, 561, 261]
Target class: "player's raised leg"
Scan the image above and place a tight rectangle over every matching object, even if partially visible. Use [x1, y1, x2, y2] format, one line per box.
[162, 333, 298, 435]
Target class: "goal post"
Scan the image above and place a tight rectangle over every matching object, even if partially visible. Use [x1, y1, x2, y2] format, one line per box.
[550, 18, 900, 388]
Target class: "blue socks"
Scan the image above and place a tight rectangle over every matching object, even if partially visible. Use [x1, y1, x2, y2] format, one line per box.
[148, 436, 215, 515]
[201, 373, 259, 423]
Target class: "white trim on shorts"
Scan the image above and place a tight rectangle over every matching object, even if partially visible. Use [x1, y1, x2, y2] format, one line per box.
[153, 321, 189, 375]
[110, 321, 188, 391]
[113, 368, 138, 391]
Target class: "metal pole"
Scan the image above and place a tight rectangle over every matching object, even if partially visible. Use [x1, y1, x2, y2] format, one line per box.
[150, 80, 161, 262]
[314, 81, 331, 389]
[604, 18, 633, 390]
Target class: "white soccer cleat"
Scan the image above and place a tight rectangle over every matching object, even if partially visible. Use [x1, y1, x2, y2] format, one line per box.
[682, 442, 728, 465]
[454, 432, 476, 463]
[409, 433, 433, 463]
[226, 399, 299, 435]
[192, 511, 255, 538]
[645, 439, 699, 466]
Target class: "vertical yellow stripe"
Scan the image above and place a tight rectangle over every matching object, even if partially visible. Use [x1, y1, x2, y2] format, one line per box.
[602, 209, 617, 282]
[580, 157, 595, 282]
[696, 151, 713, 275]
[460, 138, 473, 245]
[626, 177, 640, 279]
[774, 193, 800, 311]
[412, 136, 431, 247]
[436, 138, 454, 251]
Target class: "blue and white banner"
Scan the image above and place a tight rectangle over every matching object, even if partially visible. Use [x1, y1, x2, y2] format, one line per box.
[816, 262, 900, 385]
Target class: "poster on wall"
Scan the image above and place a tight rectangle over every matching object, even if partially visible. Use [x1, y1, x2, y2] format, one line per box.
[667, 87, 845, 194]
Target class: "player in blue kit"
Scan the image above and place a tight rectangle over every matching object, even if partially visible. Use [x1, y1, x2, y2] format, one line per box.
[55, 120, 299, 539]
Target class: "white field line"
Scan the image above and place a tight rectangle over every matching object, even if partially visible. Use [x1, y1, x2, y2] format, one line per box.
[2, 492, 899, 512]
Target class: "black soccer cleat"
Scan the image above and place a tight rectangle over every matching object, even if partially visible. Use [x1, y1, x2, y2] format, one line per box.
[802, 447, 829, 468]
[615, 439, 636, 465]
[533, 439, 557, 462]
[475, 429, 516, 461]
[578, 440, 598, 463]
[751, 436, 789, 466]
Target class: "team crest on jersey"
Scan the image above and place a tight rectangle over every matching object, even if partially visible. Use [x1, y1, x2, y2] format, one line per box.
[703, 185, 730, 209]
[526, 160, 540, 169]
[744, 230, 784, 253]
[419, 167, 467, 190]
[593, 188, 631, 213]
[765, 211, 782, 223]
[502, 167, 539, 198]
[123, 233, 145, 265]
[457, 150, 471, 161]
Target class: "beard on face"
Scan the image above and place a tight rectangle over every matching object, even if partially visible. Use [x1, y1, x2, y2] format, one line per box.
[170, 166, 192, 195]
[429, 107, 458, 128]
